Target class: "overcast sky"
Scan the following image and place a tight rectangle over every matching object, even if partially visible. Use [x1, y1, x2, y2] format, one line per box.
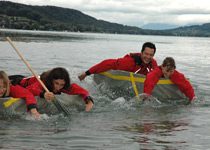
[7, 0, 210, 27]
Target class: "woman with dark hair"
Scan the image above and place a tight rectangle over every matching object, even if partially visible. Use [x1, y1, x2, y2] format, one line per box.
[17, 67, 94, 111]
[0, 70, 41, 119]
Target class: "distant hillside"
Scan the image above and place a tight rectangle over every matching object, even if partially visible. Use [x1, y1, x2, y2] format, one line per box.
[168, 23, 210, 37]
[0, 1, 144, 34]
[1, 1, 210, 37]
[141, 23, 179, 30]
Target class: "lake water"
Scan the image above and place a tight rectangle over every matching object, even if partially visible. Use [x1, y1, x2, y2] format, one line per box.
[0, 29, 210, 149]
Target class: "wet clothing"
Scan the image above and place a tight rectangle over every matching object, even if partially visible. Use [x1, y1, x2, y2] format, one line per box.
[9, 84, 37, 110]
[144, 66, 195, 100]
[19, 76, 91, 104]
[86, 53, 158, 76]
[9, 75, 25, 86]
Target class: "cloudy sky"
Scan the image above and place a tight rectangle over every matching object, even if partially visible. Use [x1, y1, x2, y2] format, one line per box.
[7, 0, 210, 27]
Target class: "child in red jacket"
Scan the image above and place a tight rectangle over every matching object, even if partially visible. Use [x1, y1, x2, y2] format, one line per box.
[0, 70, 41, 119]
[144, 57, 196, 102]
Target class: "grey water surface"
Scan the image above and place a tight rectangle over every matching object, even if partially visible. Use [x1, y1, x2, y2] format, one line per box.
[0, 29, 210, 150]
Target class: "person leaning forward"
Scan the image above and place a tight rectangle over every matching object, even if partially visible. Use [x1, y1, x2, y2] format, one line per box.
[0, 70, 41, 119]
[144, 57, 196, 102]
[9, 67, 94, 112]
[78, 42, 158, 81]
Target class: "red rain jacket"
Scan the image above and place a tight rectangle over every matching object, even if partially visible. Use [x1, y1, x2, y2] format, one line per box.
[19, 76, 90, 104]
[9, 84, 37, 110]
[88, 53, 158, 75]
[144, 66, 195, 100]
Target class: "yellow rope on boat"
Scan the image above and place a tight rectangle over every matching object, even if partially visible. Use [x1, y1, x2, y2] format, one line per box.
[130, 72, 140, 100]
[100, 71, 190, 84]
[3, 98, 21, 107]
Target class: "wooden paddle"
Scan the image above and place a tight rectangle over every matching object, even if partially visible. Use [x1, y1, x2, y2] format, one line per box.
[7, 37, 70, 115]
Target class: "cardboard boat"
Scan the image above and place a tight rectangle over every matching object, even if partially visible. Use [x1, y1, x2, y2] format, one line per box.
[94, 70, 190, 103]
[0, 94, 85, 115]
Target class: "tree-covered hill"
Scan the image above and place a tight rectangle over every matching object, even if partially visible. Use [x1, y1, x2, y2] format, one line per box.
[0, 1, 145, 34]
[1, 1, 210, 37]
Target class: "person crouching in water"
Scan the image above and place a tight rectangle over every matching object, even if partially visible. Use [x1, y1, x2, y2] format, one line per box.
[144, 57, 196, 102]
[17, 67, 94, 111]
[0, 70, 41, 119]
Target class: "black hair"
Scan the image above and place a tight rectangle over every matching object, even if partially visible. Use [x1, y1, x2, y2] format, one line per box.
[40, 67, 70, 92]
[141, 42, 156, 54]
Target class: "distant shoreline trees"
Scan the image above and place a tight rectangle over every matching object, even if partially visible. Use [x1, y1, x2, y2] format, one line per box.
[1, 1, 210, 37]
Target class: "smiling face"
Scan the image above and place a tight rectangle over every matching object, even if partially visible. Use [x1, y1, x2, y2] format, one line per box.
[140, 47, 155, 64]
[161, 66, 175, 78]
[0, 79, 7, 97]
[53, 79, 66, 93]
[161, 57, 176, 78]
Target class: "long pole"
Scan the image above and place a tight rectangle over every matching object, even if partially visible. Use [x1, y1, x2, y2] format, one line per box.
[7, 37, 70, 115]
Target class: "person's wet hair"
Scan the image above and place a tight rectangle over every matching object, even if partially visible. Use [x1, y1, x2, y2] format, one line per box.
[141, 42, 156, 54]
[0, 70, 10, 97]
[40, 67, 71, 92]
[162, 57, 176, 71]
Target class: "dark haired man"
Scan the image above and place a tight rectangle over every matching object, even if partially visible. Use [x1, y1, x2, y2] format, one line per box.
[78, 42, 158, 80]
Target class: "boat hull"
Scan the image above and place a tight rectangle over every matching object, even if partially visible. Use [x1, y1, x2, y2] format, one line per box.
[0, 94, 85, 115]
[94, 70, 190, 102]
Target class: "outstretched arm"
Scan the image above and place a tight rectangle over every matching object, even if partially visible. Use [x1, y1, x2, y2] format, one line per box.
[62, 83, 94, 111]
[10, 84, 41, 119]
[78, 59, 118, 81]
[170, 70, 195, 101]
[144, 68, 161, 95]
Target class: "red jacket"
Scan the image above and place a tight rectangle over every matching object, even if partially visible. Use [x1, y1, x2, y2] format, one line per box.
[88, 53, 158, 75]
[19, 77, 90, 104]
[144, 66, 195, 100]
[9, 84, 37, 110]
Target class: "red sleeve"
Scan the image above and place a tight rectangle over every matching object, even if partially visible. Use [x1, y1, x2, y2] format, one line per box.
[9, 84, 37, 106]
[62, 83, 90, 104]
[89, 59, 119, 74]
[144, 67, 162, 94]
[25, 81, 44, 97]
[152, 59, 158, 69]
[116, 57, 137, 71]
[19, 76, 39, 87]
[89, 57, 136, 74]
[170, 70, 195, 100]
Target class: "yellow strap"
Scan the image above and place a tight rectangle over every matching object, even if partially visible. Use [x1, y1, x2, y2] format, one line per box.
[3, 98, 21, 108]
[101, 71, 131, 81]
[130, 72, 140, 100]
[100, 71, 190, 84]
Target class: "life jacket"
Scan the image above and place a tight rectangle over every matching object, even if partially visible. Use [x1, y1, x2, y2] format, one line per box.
[9, 75, 38, 88]
[9, 75, 25, 86]
[129, 53, 153, 74]
[19, 76, 41, 88]
[19, 76, 62, 94]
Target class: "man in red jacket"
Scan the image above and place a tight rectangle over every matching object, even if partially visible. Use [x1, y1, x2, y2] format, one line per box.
[78, 42, 158, 80]
[144, 57, 196, 102]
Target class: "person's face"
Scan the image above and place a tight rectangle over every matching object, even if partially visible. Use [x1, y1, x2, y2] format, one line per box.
[53, 79, 65, 93]
[161, 66, 175, 78]
[0, 79, 7, 97]
[141, 47, 155, 64]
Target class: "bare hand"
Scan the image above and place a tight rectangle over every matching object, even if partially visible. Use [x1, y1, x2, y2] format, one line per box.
[78, 72, 87, 81]
[85, 99, 94, 111]
[44, 92, 55, 100]
[190, 96, 197, 104]
[30, 108, 42, 119]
